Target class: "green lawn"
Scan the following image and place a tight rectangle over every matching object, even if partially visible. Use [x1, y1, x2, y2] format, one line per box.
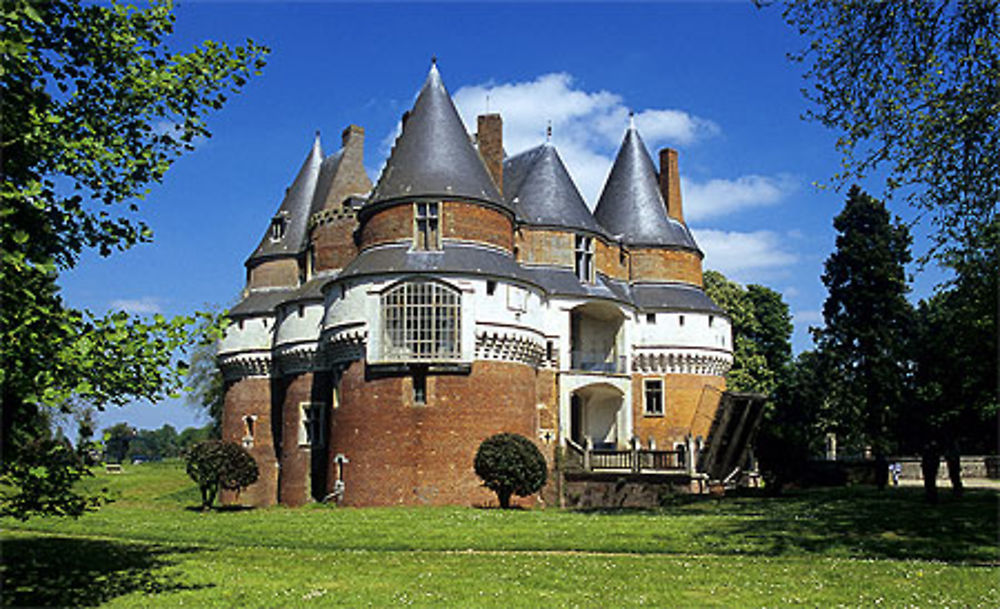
[2, 461, 998, 608]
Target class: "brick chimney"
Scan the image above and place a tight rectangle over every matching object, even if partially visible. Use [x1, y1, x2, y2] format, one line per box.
[477, 113, 503, 195]
[658, 148, 684, 224]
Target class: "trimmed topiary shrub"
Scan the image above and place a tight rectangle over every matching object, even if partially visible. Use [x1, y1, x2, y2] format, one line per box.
[185, 440, 259, 510]
[474, 433, 547, 509]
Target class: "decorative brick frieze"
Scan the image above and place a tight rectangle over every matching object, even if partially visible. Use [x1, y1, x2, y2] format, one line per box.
[218, 352, 273, 381]
[323, 324, 368, 364]
[275, 343, 321, 375]
[631, 348, 732, 376]
[474, 323, 545, 366]
[308, 206, 357, 229]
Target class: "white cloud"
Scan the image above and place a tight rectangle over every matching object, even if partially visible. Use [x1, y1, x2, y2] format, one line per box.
[682, 174, 797, 222]
[451, 73, 718, 205]
[376, 71, 791, 224]
[110, 297, 163, 314]
[694, 229, 798, 283]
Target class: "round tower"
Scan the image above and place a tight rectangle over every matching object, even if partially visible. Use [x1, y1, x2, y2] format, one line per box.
[321, 62, 546, 507]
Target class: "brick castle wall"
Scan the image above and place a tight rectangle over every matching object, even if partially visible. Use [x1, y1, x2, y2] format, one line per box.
[311, 216, 358, 273]
[221, 376, 278, 507]
[441, 202, 512, 252]
[248, 258, 301, 289]
[327, 359, 544, 507]
[632, 373, 726, 448]
[629, 248, 703, 286]
[359, 203, 412, 249]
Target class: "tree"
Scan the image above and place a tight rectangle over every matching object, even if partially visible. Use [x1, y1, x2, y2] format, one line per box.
[0, 0, 267, 519]
[704, 271, 792, 396]
[128, 424, 180, 462]
[905, 257, 999, 501]
[755, 350, 832, 493]
[815, 187, 913, 487]
[102, 423, 135, 464]
[777, 0, 999, 269]
[185, 440, 259, 510]
[473, 433, 548, 509]
[185, 338, 226, 438]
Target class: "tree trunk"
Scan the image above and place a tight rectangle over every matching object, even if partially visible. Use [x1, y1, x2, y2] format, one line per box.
[945, 445, 963, 498]
[921, 449, 939, 504]
[498, 489, 512, 509]
[874, 453, 888, 490]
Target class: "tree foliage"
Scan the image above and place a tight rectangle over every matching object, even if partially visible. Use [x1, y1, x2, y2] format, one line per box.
[704, 271, 792, 395]
[185, 337, 226, 438]
[756, 350, 832, 493]
[779, 0, 999, 267]
[0, 0, 266, 519]
[815, 187, 913, 461]
[473, 433, 547, 509]
[185, 440, 259, 510]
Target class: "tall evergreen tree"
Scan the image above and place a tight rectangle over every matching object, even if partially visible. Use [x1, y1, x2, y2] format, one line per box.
[816, 187, 913, 484]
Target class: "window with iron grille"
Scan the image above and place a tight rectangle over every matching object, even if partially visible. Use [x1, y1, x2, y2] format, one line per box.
[414, 202, 440, 250]
[382, 280, 461, 361]
[574, 234, 594, 282]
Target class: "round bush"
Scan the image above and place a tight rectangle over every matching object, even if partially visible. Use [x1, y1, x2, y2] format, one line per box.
[185, 440, 259, 509]
[473, 433, 547, 509]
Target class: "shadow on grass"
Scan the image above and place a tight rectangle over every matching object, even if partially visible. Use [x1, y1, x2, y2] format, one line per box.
[1, 535, 211, 608]
[183, 504, 255, 513]
[584, 486, 1000, 564]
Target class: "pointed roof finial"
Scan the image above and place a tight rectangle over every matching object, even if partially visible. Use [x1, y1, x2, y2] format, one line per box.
[628, 110, 636, 130]
[546, 120, 552, 143]
[431, 55, 437, 66]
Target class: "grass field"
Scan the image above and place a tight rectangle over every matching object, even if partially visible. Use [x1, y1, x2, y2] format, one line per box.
[2, 461, 997, 608]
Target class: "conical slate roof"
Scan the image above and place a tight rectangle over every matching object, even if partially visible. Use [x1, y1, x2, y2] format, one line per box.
[594, 126, 698, 250]
[503, 144, 605, 235]
[249, 134, 323, 261]
[369, 63, 504, 207]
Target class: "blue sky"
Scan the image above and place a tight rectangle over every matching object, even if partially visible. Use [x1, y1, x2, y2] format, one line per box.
[60, 1, 942, 433]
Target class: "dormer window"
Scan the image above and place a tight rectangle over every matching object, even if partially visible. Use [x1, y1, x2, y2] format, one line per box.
[270, 215, 287, 241]
[574, 235, 594, 282]
[414, 202, 440, 250]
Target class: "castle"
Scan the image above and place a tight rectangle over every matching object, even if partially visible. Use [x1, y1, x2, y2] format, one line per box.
[218, 63, 733, 507]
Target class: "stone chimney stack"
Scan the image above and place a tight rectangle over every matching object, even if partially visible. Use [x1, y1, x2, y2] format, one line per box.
[342, 124, 364, 152]
[658, 148, 684, 223]
[477, 113, 503, 195]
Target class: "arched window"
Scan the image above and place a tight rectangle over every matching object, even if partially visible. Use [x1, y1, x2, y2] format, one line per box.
[381, 280, 461, 361]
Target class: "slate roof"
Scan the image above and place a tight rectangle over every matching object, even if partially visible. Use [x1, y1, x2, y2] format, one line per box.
[229, 288, 296, 317]
[309, 149, 345, 216]
[631, 282, 723, 313]
[248, 135, 323, 263]
[594, 126, 699, 251]
[336, 243, 536, 285]
[503, 144, 605, 235]
[525, 266, 628, 302]
[368, 63, 504, 208]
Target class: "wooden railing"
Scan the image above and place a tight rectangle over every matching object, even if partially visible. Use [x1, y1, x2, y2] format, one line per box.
[565, 438, 688, 474]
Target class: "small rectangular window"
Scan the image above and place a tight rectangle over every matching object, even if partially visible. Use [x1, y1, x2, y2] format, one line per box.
[414, 202, 440, 250]
[679, 315, 685, 327]
[486, 280, 497, 295]
[413, 368, 427, 404]
[574, 235, 594, 282]
[708, 315, 715, 327]
[644, 379, 664, 416]
[546, 340, 554, 361]
[299, 403, 327, 446]
[646, 313, 656, 324]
